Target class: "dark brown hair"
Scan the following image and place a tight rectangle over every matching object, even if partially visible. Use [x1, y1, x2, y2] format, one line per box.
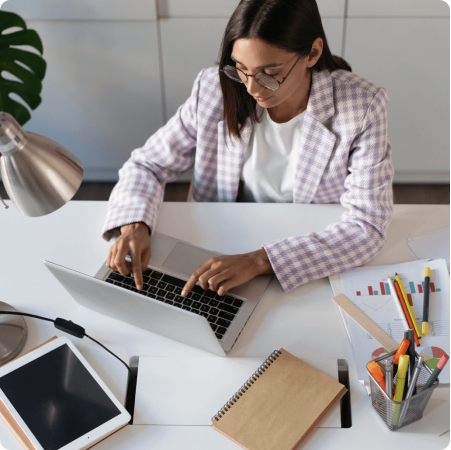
[218, 0, 352, 139]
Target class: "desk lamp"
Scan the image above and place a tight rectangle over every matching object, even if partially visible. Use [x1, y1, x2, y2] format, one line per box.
[0, 111, 83, 364]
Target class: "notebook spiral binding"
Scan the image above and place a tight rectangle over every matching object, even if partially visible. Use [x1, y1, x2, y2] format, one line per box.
[211, 349, 282, 422]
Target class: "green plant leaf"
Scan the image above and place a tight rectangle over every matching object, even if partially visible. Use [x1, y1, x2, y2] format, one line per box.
[0, 11, 46, 125]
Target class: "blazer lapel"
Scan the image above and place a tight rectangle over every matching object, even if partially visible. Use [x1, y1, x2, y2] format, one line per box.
[217, 119, 253, 202]
[294, 70, 337, 204]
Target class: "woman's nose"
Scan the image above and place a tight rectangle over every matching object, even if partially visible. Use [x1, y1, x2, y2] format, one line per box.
[246, 77, 264, 96]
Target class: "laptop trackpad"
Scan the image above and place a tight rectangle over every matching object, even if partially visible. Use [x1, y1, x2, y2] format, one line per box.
[162, 242, 218, 278]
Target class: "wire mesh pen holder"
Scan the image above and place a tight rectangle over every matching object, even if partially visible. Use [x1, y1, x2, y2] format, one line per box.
[367, 350, 439, 431]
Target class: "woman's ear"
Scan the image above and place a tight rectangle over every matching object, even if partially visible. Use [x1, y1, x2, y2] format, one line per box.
[307, 37, 323, 68]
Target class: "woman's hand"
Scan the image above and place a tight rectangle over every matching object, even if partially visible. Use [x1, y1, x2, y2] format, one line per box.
[181, 249, 274, 297]
[106, 222, 151, 290]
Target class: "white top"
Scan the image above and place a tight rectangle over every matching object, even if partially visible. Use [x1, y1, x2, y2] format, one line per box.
[239, 107, 306, 202]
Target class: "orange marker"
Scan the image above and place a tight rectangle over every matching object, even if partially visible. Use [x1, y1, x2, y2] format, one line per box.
[393, 339, 410, 365]
[368, 361, 386, 390]
[394, 280, 420, 346]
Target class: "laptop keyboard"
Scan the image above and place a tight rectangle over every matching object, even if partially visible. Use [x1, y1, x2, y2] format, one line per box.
[105, 268, 244, 340]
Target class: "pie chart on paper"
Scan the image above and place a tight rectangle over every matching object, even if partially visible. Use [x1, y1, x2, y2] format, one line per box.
[421, 346, 446, 369]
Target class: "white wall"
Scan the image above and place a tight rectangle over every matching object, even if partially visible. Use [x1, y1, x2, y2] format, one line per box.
[2, 0, 449, 183]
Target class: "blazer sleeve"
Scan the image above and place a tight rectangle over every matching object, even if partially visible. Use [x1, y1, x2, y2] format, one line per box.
[101, 70, 205, 241]
[262, 87, 394, 293]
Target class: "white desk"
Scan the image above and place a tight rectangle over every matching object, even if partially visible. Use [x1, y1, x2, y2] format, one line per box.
[1, 202, 449, 449]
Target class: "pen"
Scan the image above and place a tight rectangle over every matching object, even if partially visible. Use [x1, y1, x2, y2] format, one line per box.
[393, 339, 411, 365]
[422, 267, 431, 336]
[387, 276, 409, 331]
[398, 356, 424, 426]
[385, 359, 393, 424]
[423, 353, 449, 390]
[395, 273, 422, 341]
[404, 329, 416, 397]
[393, 280, 420, 346]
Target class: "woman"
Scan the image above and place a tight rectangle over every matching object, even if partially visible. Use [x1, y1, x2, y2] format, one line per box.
[103, 0, 393, 297]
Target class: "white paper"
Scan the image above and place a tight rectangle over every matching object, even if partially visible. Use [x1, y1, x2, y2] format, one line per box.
[408, 228, 450, 265]
[134, 355, 341, 427]
[339, 259, 450, 385]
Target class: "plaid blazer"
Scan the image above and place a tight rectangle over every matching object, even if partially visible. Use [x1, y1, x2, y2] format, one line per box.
[103, 67, 394, 293]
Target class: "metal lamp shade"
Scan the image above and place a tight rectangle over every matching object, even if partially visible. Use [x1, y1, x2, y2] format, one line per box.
[0, 112, 83, 217]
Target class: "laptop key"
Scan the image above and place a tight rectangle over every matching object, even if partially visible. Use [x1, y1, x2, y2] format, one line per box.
[122, 277, 133, 285]
[191, 293, 201, 301]
[215, 333, 224, 340]
[233, 299, 243, 307]
[174, 295, 184, 303]
[157, 289, 166, 296]
[161, 274, 186, 288]
[105, 279, 114, 284]
[217, 303, 238, 314]
[216, 318, 231, 328]
[142, 275, 151, 284]
[151, 271, 163, 280]
[174, 287, 182, 295]
[149, 286, 158, 294]
[183, 299, 193, 306]
[209, 299, 219, 307]
[209, 308, 219, 316]
[216, 294, 225, 301]
[224, 296, 234, 305]
[166, 292, 175, 300]
[204, 289, 216, 298]
[200, 305, 210, 313]
[149, 278, 158, 286]
[218, 311, 234, 321]
[165, 285, 175, 293]
[199, 297, 210, 304]
[157, 282, 167, 289]
[165, 300, 174, 305]
[182, 306, 191, 311]
[157, 296, 165, 302]
[217, 326, 227, 335]
[143, 268, 152, 277]
[148, 294, 156, 299]
[174, 303, 182, 308]
[207, 315, 217, 323]
[200, 312, 208, 318]
[192, 302, 201, 310]
[192, 310, 200, 315]
[210, 323, 218, 332]
[192, 285, 205, 295]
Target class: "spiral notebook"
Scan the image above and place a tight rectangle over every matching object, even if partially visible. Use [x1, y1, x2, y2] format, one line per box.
[211, 349, 347, 450]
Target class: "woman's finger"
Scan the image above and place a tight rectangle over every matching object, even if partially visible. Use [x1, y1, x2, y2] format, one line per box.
[182, 262, 212, 296]
[115, 242, 131, 275]
[207, 270, 231, 292]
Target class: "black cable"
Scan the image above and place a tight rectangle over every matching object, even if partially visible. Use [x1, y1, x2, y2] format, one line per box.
[0, 311, 136, 382]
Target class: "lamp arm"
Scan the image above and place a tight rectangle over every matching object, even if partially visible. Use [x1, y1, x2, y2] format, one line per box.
[0, 193, 8, 209]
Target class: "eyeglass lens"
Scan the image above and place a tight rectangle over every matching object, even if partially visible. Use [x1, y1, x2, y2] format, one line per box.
[222, 66, 280, 91]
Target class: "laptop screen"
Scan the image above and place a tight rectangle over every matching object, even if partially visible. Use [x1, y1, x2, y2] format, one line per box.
[0, 344, 121, 450]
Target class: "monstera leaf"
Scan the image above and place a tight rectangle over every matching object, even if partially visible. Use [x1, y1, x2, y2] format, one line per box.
[0, 11, 46, 125]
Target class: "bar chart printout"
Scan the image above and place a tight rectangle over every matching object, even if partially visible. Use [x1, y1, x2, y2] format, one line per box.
[338, 259, 450, 385]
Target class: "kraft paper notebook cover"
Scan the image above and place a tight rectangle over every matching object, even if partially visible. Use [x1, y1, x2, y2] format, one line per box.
[211, 348, 347, 450]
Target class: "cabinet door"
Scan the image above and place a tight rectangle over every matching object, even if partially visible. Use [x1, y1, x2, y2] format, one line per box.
[344, 18, 449, 182]
[348, 0, 448, 17]
[157, 0, 345, 18]
[160, 18, 344, 119]
[3, 2, 163, 182]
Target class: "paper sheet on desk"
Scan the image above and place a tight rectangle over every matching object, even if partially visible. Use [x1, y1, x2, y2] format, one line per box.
[133, 356, 341, 427]
[408, 228, 450, 266]
[332, 259, 450, 386]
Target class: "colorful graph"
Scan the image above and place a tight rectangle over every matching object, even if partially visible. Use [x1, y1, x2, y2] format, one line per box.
[371, 347, 389, 360]
[355, 279, 441, 297]
[421, 346, 447, 370]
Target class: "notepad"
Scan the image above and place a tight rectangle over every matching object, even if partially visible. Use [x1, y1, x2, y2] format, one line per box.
[133, 352, 343, 429]
[211, 349, 347, 450]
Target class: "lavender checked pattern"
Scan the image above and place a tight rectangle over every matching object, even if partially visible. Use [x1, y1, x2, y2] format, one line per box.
[103, 66, 394, 293]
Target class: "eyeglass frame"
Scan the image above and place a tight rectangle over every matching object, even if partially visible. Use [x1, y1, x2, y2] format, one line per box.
[222, 53, 303, 91]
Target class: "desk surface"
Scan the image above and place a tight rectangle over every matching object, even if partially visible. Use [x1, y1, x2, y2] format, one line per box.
[0, 202, 449, 450]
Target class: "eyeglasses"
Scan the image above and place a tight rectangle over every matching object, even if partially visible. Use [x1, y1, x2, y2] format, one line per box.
[222, 54, 302, 91]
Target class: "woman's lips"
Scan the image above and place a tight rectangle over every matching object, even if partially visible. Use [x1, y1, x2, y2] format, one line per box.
[254, 96, 272, 102]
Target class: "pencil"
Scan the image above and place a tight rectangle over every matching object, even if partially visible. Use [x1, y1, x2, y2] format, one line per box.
[387, 276, 409, 331]
[395, 273, 422, 340]
[393, 279, 420, 346]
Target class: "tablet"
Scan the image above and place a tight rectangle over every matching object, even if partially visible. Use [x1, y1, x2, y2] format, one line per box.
[0, 336, 130, 450]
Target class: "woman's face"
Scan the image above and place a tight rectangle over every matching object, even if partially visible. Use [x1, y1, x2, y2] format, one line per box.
[230, 38, 322, 110]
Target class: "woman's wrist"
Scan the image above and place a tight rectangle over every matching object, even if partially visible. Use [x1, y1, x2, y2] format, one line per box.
[120, 222, 150, 235]
[249, 248, 274, 276]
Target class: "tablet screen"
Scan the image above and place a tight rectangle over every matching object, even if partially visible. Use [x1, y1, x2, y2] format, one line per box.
[0, 344, 121, 450]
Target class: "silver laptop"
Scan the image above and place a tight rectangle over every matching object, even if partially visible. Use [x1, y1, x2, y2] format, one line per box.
[44, 232, 272, 356]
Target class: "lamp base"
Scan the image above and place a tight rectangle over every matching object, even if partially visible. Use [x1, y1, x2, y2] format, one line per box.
[0, 302, 27, 365]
